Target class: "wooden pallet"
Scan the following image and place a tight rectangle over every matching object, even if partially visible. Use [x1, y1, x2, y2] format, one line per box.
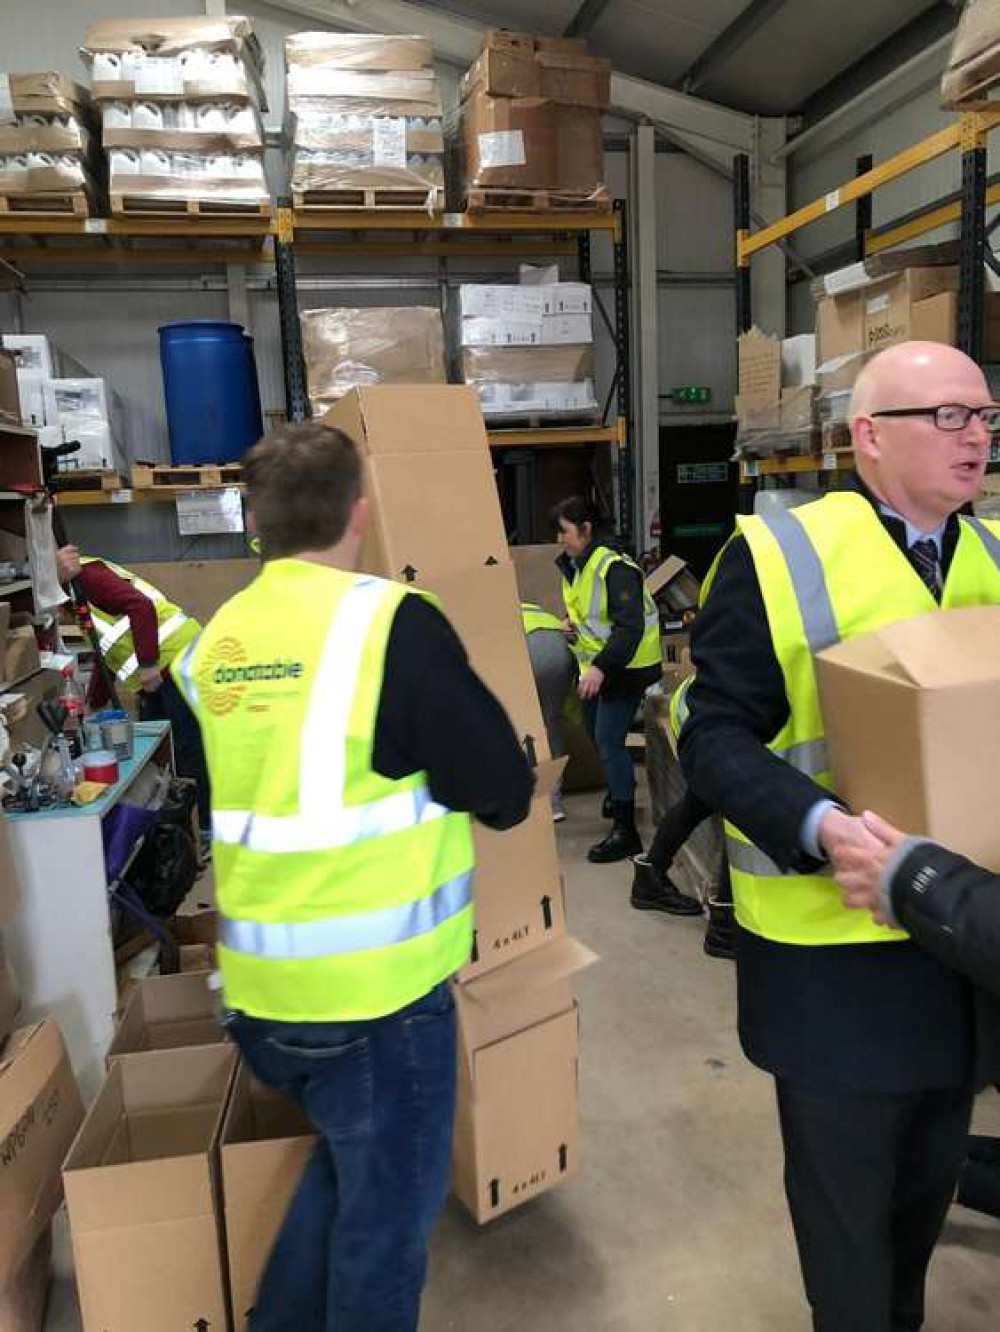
[0, 192, 92, 217]
[110, 194, 270, 218]
[52, 468, 122, 493]
[131, 461, 243, 490]
[293, 187, 444, 212]
[464, 188, 611, 214]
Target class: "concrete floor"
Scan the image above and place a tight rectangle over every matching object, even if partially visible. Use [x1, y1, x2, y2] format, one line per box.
[45, 788, 1000, 1330]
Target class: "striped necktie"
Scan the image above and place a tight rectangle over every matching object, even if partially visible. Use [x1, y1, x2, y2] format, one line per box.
[910, 538, 942, 600]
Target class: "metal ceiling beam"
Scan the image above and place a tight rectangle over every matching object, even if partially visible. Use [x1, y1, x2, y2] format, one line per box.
[564, 0, 613, 39]
[796, 1, 959, 127]
[679, 0, 793, 96]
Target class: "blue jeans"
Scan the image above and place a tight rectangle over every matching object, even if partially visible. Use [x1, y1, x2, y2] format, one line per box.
[226, 983, 457, 1332]
[583, 693, 639, 801]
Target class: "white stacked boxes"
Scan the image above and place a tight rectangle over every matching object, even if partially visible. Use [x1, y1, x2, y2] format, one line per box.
[81, 16, 269, 210]
[285, 33, 445, 207]
[0, 74, 101, 210]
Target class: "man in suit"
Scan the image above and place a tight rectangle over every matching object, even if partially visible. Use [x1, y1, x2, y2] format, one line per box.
[678, 340, 1000, 1331]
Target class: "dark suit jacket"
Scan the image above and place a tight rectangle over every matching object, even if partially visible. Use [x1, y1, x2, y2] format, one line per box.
[679, 475, 979, 1092]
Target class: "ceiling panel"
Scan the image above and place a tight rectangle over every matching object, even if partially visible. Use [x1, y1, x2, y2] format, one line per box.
[590, 0, 745, 86]
[699, 0, 937, 113]
[426, 0, 580, 34]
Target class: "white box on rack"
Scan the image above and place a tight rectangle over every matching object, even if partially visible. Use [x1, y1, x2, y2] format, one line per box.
[460, 316, 542, 348]
[1, 334, 54, 378]
[540, 313, 593, 345]
[61, 421, 116, 470]
[15, 370, 48, 428]
[458, 285, 544, 320]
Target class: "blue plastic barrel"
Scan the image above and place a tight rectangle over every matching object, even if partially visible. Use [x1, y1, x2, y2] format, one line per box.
[158, 320, 264, 465]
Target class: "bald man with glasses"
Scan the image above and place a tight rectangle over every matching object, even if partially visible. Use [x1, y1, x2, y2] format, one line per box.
[677, 342, 1000, 1331]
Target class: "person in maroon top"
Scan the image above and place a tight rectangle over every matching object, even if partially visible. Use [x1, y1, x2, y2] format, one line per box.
[55, 545, 210, 835]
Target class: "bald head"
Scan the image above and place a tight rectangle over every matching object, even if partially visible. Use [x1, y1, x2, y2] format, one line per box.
[849, 342, 989, 420]
[849, 340, 992, 531]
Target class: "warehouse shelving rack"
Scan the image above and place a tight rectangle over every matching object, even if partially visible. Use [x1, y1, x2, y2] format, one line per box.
[271, 198, 635, 543]
[732, 109, 1000, 487]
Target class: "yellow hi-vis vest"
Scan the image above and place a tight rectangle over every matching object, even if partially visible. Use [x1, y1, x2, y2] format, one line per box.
[171, 559, 475, 1022]
[561, 544, 661, 671]
[702, 491, 1000, 947]
[80, 556, 199, 690]
[521, 602, 564, 635]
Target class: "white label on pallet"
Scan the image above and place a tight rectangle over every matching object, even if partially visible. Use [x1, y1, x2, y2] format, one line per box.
[478, 130, 526, 169]
[822, 452, 837, 471]
[111, 489, 133, 504]
[372, 117, 407, 169]
[84, 219, 107, 235]
[743, 460, 760, 478]
[0, 75, 15, 126]
[135, 57, 182, 97]
[176, 487, 244, 536]
[824, 189, 840, 213]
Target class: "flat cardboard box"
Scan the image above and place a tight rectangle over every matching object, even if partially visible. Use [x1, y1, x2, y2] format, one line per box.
[461, 759, 567, 982]
[817, 606, 1000, 870]
[0, 1228, 51, 1332]
[62, 1044, 236, 1332]
[323, 387, 509, 582]
[107, 972, 222, 1061]
[538, 51, 610, 110]
[452, 936, 596, 1222]
[461, 48, 542, 100]
[0, 1021, 84, 1291]
[737, 327, 781, 403]
[130, 559, 257, 628]
[219, 1065, 315, 1331]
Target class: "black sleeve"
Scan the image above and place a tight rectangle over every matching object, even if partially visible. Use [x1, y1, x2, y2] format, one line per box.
[372, 595, 534, 831]
[592, 561, 644, 673]
[678, 536, 839, 872]
[890, 843, 1000, 997]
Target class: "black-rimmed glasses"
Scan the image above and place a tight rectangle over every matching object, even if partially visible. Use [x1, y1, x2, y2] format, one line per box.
[870, 404, 1000, 432]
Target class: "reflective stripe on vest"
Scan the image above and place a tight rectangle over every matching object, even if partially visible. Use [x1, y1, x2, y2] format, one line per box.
[174, 561, 475, 1022]
[81, 556, 197, 687]
[727, 494, 1000, 945]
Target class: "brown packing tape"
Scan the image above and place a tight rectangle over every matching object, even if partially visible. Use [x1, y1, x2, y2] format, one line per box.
[460, 345, 595, 384]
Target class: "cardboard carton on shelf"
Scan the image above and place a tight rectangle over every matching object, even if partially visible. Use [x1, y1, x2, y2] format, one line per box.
[220, 1064, 316, 1331]
[737, 327, 781, 404]
[107, 971, 222, 1061]
[301, 307, 447, 415]
[62, 1043, 237, 1332]
[0, 1021, 84, 1296]
[0, 935, 20, 1046]
[452, 935, 596, 1223]
[815, 265, 959, 361]
[323, 386, 509, 582]
[646, 555, 701, 618]
[816, 606, 1000, 871]
[284, 31, 433, 71]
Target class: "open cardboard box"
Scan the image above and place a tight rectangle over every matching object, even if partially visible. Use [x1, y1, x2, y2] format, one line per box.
[461, 758, 568, 982]
[0, 1227, 51, 1332]
[0, 935, 20, 1046]
[647, 555, 701, 616]
[107, 972, 223, 1061]
[452, 936, 596, 1222]
[323, 386, 509, 582]
[62, 1043, 236, 1332]
[219, 1064, 316, 1331]
[0, 1021, 84, 1294]
[817, 606, 1000, 869]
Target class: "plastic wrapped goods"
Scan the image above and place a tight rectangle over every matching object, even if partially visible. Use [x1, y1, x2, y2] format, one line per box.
[300, 307, 447, 413]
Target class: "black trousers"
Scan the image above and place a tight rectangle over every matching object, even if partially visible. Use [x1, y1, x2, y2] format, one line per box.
[775, 1079, 974, 1332]
[648, 789, 732, 903]
[958, 1134, 1000, 1220]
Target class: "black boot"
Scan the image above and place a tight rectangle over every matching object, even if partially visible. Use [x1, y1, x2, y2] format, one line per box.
[588, 800, 642, 863]
[601, 793, 614, 819]
[703, 895, 736, 960]
[630, 855, 703, 916]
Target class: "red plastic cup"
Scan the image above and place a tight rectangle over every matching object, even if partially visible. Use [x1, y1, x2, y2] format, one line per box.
[83, 750, 119, 784]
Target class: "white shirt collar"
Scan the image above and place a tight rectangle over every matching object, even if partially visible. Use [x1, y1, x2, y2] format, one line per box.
[877, 502, 946, 557]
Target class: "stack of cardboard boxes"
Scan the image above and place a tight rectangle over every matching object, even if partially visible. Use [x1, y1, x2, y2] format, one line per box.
[285, 32, 445, 208]
[1, 333, 123, 472]
[323, 384, 596, 1220]
[453, 29, 610, 209]
[942, 0, 1000, 107]
[735, 327, 819, 457]
[0, 74, 102, 213]
[299, 306, 447, 416]
[0, 816, 85, 1332]
[457, 274, 599, 421]
[81, 16, 269, 211]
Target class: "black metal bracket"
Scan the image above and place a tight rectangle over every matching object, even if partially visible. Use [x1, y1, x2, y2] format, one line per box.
[855, 154, 873, 261]
[958, 145, 986, 361]
[612, 198, 633, 546]
[734, 153, 751, 335]
[274, 198, 310, 423]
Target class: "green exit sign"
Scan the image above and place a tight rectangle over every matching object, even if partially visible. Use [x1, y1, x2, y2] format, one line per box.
[670, 385, 711, 403]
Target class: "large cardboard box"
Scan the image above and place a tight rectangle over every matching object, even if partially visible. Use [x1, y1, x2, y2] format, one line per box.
[323, 387, 509, 581]
[0, 814, 21, 930]
[0, 1021, 84, 1293]
[737, 327, 781, 403]
[301, 308, 447, 414]
[452, 937, 596, 1222]
[816, 266, 958, 361]
[510, 542, 562, 615]
[131, 560, 257, 628]
[816, 607, 1000, 870]
[62, 1044, 236, 1332]
[0, 1228, 51, 1332]
[460, 86, 558, 190]
[0, 937, 19, 1046]
[219, 1065, 315, 1331]
[107, 972, 222, 1061]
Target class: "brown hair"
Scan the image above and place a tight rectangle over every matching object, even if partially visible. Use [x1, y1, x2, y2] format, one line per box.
[243, 421, 362, 559]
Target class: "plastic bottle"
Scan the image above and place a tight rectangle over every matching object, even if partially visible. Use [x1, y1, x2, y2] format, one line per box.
[59, 665, 86, 734]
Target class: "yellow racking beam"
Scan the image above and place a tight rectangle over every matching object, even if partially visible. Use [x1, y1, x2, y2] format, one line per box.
[866, 181, 1000, 256]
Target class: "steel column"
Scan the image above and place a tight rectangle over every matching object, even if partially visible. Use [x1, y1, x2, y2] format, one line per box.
[855, 154, 873, 261]
[274, 200, 309, 423]
[958, 124, 987, 362]
[613, 198, 633, 546]
[628, 123, 660, 556]
[734, 153, 752, 334]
